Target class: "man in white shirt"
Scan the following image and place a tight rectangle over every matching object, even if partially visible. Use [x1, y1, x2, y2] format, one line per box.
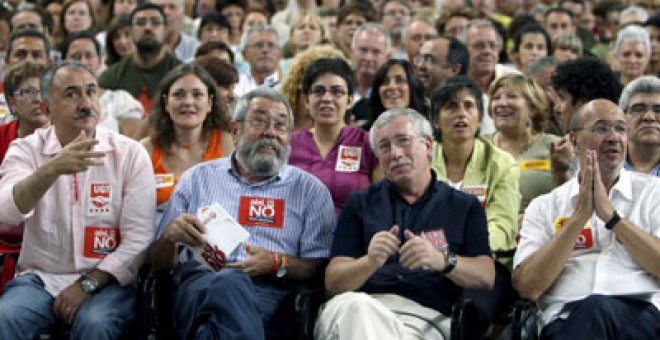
[234, 24, 282, 97]
[514, 99, 660, 339]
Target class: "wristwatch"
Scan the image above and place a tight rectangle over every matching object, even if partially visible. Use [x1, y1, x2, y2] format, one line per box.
[276, 254, 289, 278]
[441, 251, 457, 274]
[604, 210, 621, 230]
[77, 274, 100, 295]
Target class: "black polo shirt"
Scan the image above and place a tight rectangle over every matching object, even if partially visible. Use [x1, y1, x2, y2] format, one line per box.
[331, 171, 490, 315]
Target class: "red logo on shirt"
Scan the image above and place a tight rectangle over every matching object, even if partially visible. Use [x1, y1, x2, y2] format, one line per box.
[574, 228, 594, 250]
[238, 196, 285, 228]
[88, 183, 111, 214]
[83, 226, 121, 258]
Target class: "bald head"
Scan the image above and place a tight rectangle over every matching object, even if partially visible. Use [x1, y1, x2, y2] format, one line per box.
[571, 99, 627, 180]
[571, 99, 624, 131]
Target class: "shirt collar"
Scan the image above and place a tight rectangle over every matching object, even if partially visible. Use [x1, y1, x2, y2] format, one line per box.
[567, 167, 633, 202]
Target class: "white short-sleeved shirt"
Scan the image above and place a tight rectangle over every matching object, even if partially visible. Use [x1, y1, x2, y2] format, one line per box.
[514, 169, 660, 327]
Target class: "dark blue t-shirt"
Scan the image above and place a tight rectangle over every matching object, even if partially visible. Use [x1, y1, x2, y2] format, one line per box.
[331, 172, 491, 315]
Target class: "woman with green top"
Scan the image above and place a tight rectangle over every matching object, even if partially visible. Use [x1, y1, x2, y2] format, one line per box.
[430, 76, 520, 258]
[486, 74, 559, 214]
[429, 76, 520, 338]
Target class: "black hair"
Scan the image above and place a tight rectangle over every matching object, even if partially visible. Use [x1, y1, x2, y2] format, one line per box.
[60, 30, 100, 59]
[551, 57, 622, 105]
[368, 59, 428, 124]
[130, 2, 167, 26]
[446, 36, 469, 76]
[512, 24, 553, 55]
[5, 28, 51, 61]
[194, 40, 235, 64]
[10, 6, 54, 35]
[430, 75, 483, 140]
[198, 11, 231, 40]
[301, 58, 355, 96]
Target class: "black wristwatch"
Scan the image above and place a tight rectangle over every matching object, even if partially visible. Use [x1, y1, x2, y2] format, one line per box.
[441, 251, 457, 274]
[77, 274, 100, 295]
[604, 210, 621, 230]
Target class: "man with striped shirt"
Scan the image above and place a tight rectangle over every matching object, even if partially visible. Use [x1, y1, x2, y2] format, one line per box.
[150, 88, 336, 339]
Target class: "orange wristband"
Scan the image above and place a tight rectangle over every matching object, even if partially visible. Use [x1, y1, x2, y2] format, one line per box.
[270, 252, 281, 273]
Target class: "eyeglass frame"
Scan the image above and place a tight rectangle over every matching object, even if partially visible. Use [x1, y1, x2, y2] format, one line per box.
[376, 134, 424, 155]
[13, 86, 41, 100]
[625, 102, 660, 117]
[236, 117, 291, 133]
[572, 122, 628, 136]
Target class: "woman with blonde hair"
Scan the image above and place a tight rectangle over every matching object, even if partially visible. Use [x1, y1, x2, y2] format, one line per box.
[487, 73, 559, 212]
[285, 11, 325, 58]
[281, 45, 347, 130]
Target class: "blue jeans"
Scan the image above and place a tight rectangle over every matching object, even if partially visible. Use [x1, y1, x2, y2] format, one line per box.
[541, 294, 660, 340]
[175, 262, 297, 340]
[0, 273, 136, 339]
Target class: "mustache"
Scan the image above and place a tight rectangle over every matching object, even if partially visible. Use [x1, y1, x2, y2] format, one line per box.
[250, 138, 284, 155]
[73, 109, 98, 120]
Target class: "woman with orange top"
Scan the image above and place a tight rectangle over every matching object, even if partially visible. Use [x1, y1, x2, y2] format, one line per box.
[141, 64, 234, 220]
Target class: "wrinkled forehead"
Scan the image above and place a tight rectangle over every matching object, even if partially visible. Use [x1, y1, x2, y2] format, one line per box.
[247, 97, 289, 119]
[581, 101, 625, 125]
[52, 67, 97, 89]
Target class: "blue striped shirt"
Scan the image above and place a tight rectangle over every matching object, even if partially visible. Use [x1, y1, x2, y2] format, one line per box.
[155, 156, 337, 261]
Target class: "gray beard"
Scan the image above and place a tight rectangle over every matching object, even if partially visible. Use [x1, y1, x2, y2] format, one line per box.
[235, 136, 290, 178]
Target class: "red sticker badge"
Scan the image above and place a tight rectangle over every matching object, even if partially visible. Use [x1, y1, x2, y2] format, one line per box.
[421, 229, 448, 252]
[83, 226, 121, 258]
[238, 196, 285, 228]
[335, 145, 362, 172]
[88, 182, 112, 215]
[462, 185, 488, 207]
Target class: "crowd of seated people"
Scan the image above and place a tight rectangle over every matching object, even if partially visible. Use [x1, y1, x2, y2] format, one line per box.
[0, 0, 658, 339]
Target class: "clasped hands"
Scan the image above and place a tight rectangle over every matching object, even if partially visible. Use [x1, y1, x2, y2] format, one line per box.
[575, 150, 615, 224]
[366, 225, 446, 272]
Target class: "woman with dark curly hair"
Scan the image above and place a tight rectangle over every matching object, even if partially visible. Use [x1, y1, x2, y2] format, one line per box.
[141, 64, 234, 214]
[368, 59, 428, 128]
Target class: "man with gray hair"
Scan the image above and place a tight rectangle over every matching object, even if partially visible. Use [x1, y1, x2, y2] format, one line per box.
[379, 0, 413, 59]
[613, 25, 651, 86]
[234, 24, 283, 97]
[0, 60, 156, 339]
[619, 75, 660, 176]
[315, 107, 494, 339]
[350, 23, 392, 126]
[150, 88, 336, 339]
[462, 19, 519, 135]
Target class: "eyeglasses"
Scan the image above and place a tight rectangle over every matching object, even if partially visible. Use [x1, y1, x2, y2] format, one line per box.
[133, 17, 164, 27]
[239, 117, 290, 133]
[413, 54, 453, 68]
[247, 41, 278, 50]
[573, 123, 628, 136]
[14, 87, 40, 99]
[309, 85, 347, 99]
[627, 103, 660, 117]
[377, 134, 420, 154]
